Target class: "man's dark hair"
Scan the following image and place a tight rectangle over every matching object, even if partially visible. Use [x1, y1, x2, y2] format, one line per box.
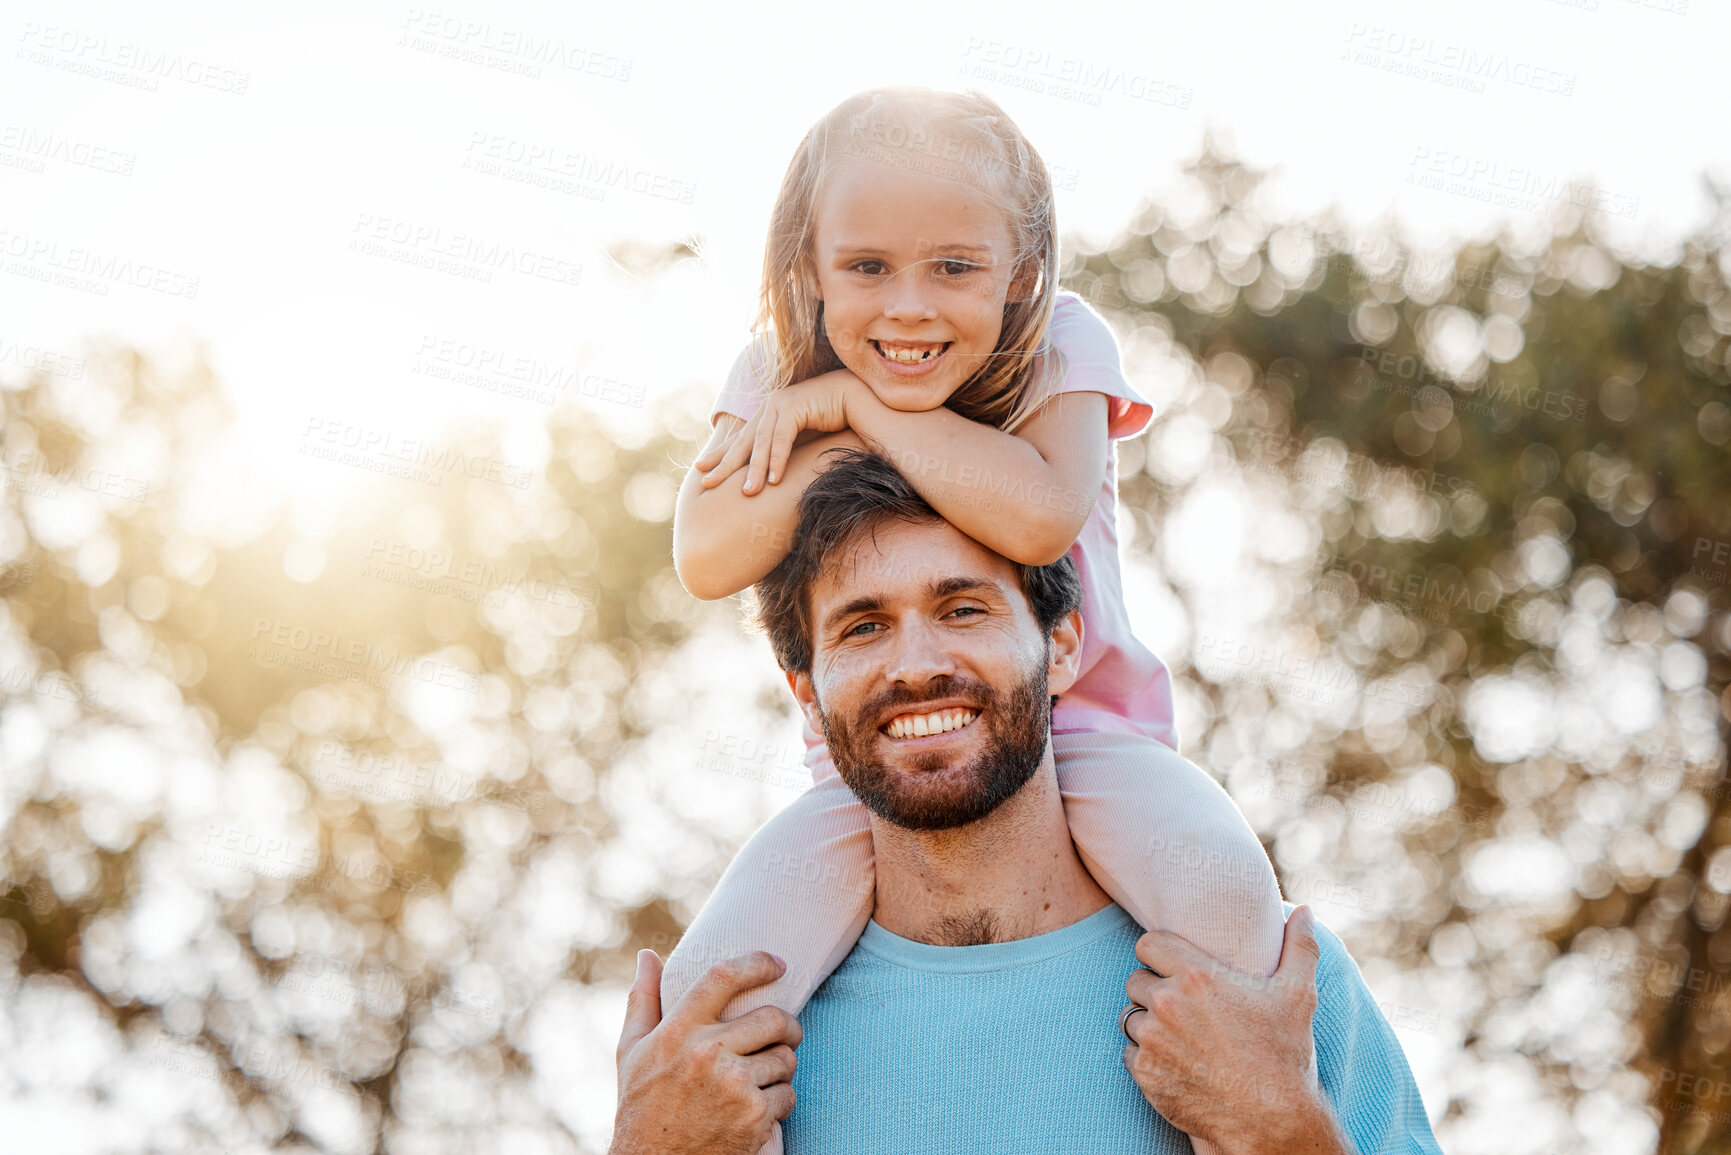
[752, 448, 1083, 673]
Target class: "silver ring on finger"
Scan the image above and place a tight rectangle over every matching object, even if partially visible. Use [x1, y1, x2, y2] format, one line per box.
[1119, 1003, 1147, 1044]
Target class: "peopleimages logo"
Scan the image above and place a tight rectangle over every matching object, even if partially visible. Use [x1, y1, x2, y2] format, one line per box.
[14, 22, 251, 94]
[0, 336, 85, 379]
[398, 9, 633, 81]
[411, 334, 646, 409]
[0, 124, 136, 176]
[249, 617, 481, 694]
[347, 212, 583, 289]
[2, 449, 150, 502]
[360, 536, 590, 611]
[957, 38, 1193, 109]
[462, 132, 695, 204]
[1341, 24, 1577, 97]
[0, 228, 200, 298]
[1407, 147, 1640, 220]
[1355, 348, 1589, 424]
[298, 417, 534, 490]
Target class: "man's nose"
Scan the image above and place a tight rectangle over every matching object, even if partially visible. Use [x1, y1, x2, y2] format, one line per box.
[882, 617, 956, 687]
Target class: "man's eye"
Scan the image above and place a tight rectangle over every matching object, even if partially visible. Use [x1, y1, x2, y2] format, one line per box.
[845, 621, 880, 638]
[948, 606, 984, 619]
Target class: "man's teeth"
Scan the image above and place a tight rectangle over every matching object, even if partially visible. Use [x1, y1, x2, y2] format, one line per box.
[875, 341, 945, 364]
[885, 708, 979, 739]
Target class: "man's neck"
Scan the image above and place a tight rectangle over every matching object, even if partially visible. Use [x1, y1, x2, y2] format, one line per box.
[868, 746, 1111, 946]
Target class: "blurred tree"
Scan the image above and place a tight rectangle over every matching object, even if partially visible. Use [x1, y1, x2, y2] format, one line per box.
[0, 345, 739, 1150]
[1073, 138, 1731, 1154]
[1, 138, 1728, 1153]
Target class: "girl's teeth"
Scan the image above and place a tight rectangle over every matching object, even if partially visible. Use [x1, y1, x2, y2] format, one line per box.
[877, 342, 943, 364]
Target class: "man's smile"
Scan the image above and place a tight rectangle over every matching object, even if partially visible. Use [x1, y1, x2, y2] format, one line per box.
[881, 706, 980, 741]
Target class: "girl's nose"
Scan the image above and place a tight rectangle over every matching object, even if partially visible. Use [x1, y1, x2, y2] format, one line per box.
[882, 266, 938, 323]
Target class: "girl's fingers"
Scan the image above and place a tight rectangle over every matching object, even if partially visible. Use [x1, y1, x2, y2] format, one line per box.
[704, 418, 759, 487]
[766, 417, 800, 487]
[743, 414, 779, 495]
[704, 445, 743, 488]
[717, 438, 753, 486]
[697, 442, 732, 485]
[695, 415, 750, 481]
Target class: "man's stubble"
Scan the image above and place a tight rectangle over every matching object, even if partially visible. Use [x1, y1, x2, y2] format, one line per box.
[813, 652, 1053, 834]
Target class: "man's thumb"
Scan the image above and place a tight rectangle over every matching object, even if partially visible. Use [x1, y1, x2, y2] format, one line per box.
[1276, 905, 1322, 985]
[618, 950, 664, 1058]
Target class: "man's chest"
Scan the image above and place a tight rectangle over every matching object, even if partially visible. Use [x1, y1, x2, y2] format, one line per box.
[783, 959, 1194, 1154]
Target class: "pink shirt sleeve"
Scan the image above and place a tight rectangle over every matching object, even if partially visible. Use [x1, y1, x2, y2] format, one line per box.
[708, 291, 1152, 437]
[711, 340, 773, 426]
[1039, 290, 1153, 442]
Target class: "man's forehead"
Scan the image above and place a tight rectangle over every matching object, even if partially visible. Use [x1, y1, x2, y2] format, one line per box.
[810, 520, 1019, 611]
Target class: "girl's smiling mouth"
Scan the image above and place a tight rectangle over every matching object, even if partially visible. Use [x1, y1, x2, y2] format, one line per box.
[870, 338, 952, 374]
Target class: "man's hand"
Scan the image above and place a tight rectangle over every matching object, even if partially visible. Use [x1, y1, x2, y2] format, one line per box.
[1121, 905, 1354, 1155]
[611, 949, 802, 1155]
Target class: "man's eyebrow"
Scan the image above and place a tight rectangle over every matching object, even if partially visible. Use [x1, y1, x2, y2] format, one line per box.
[822, 594, 884, 635]
[926, 576, 996, 600]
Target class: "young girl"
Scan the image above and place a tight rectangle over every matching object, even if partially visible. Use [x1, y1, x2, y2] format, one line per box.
[667, 86, 1285, 1147]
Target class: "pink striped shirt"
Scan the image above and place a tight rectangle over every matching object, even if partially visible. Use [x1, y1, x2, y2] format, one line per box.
[712, 290, 1177, 757]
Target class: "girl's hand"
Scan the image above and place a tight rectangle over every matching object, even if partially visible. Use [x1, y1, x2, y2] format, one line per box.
[695, 371, 862, 496]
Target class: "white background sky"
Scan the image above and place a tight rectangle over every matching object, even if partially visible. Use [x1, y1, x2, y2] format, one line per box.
[3, 0, 1727, 500]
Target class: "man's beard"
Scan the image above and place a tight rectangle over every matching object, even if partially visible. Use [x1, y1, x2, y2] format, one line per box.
[815, 658, 1052, 831]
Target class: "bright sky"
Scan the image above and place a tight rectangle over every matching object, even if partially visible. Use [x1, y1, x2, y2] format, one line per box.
[3, 0, 1726, 503]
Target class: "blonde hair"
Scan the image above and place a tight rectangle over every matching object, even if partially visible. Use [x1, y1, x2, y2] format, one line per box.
[747, 86, 1061, 434]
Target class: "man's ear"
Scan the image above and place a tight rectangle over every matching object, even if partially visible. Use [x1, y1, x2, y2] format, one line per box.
[787, 670, 824, 733]
[1046, 608, 1083, 695]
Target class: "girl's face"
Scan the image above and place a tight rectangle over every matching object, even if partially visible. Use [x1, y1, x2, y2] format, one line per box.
[811, 156, 1022, 412]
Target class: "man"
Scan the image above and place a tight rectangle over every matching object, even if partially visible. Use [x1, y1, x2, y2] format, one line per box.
[612, 450, 1442, 1154]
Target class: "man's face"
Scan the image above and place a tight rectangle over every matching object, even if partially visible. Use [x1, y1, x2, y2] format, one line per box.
[789, 518, 1081, 830]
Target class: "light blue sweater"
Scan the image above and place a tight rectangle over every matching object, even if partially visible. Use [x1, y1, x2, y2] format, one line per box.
[784, 902, 1443, 1154]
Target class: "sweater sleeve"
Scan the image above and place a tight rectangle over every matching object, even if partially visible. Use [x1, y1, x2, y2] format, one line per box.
[1308, 912, 1445, 1155]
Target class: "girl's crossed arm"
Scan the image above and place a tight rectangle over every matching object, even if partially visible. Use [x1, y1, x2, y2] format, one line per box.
[673, 413, 871, 601]
[838, 379, 1108, 568]
[688, 370, 1109, 578]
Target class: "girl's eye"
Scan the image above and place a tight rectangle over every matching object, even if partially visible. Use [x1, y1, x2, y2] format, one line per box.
[851, 260, 888, 276]
[939, 260, 979, 276]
